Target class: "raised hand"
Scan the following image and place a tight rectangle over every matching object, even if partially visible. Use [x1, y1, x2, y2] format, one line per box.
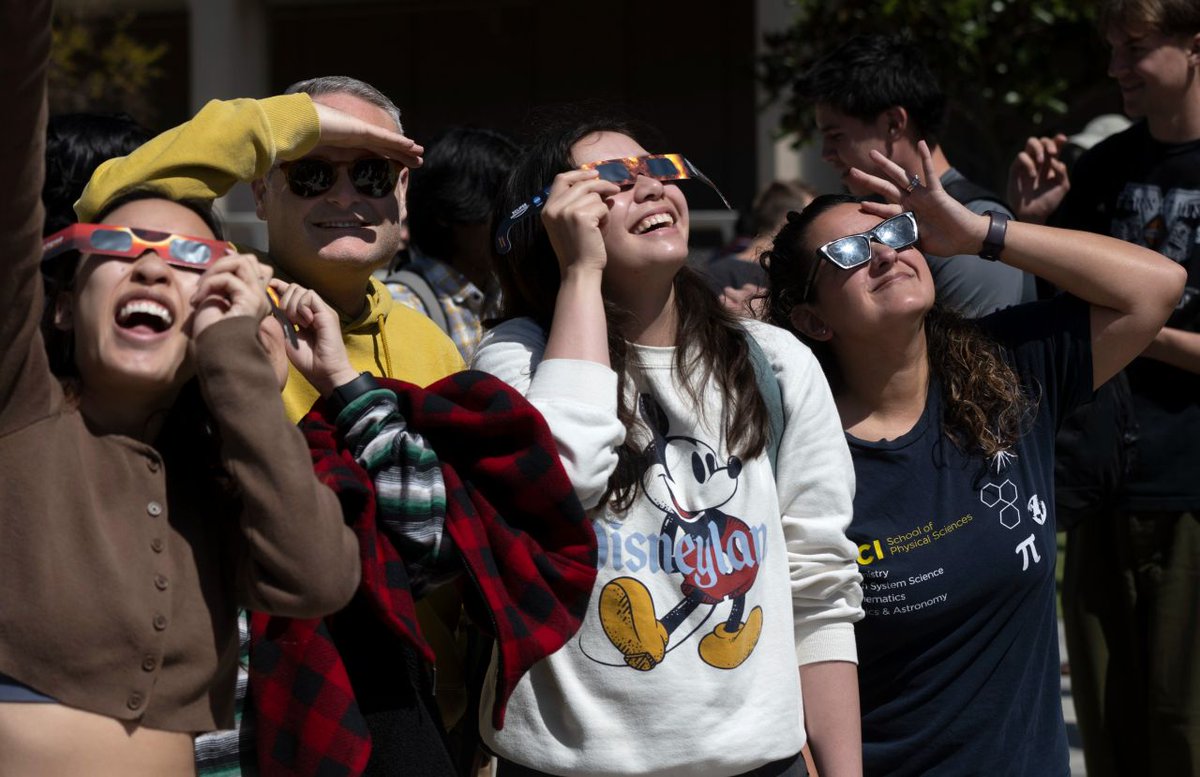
[268, 279, 357, 397]
[190, 253, 273, 338]
[847, 141, 989, 259]
[313, 102, 424, 169]
[1007, 134, 1070, 224]
[541, 169, 621, 277]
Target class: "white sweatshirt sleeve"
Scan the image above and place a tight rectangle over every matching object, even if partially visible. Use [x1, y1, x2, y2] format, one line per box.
[746, 321, 864, 666]
[472, 318, 626, 509]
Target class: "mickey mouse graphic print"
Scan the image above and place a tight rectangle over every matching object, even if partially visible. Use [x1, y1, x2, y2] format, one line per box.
[588, 393, 768, 672]
[472, 317, 862, 777]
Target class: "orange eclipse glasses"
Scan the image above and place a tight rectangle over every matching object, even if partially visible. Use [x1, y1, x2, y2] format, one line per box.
[42, 223, 235, 271]
[580, 153, 721, 192]
[42, 223, 298, 346]
[494, 153, 731, 254]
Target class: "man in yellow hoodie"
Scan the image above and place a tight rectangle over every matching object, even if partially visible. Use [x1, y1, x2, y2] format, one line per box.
[77, 76, 465, 421]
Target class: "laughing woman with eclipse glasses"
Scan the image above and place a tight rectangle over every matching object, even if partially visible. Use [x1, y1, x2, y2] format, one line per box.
[762, 142, 1184, 777]
[0, 3, 360, 774]
[471, 115, 864, 777]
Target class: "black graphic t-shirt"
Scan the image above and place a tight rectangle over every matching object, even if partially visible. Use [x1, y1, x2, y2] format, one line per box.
[848, 296, 1092, 777]
[1058, 121, 1200, 509]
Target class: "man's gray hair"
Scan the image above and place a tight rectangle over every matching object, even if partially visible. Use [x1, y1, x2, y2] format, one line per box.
[284, 75, 403, 133]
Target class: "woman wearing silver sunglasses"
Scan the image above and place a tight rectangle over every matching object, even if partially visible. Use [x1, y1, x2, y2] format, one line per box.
[763, 140, 1183, 777]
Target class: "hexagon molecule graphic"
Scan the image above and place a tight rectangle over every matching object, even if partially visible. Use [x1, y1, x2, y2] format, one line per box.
[980, 479, 1020, 529]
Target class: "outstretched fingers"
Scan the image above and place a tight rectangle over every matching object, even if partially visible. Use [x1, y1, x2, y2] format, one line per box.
[851, 144, 943, 206]
[313, 102, 425, 168]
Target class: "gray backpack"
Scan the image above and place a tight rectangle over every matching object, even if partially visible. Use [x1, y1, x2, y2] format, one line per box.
[379, 266, 449, 335]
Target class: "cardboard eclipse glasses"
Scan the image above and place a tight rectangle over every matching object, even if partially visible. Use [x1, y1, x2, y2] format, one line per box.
[42, 223, 235, 271]
[42, 223, 298, 346]
[494, 153, 731, 254]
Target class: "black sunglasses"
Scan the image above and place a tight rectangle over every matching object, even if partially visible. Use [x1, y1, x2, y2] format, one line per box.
[279, 157, 400, 199]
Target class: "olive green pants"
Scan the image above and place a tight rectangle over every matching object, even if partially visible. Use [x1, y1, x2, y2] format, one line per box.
[1062, 509, 1200, 777]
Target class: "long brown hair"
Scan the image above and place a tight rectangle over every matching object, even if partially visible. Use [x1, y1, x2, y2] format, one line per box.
[494, 111, 768, 510]
[763, 194, 1031, 459]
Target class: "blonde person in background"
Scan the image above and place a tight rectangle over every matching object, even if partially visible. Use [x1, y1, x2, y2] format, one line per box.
[702, 179, 815, 318]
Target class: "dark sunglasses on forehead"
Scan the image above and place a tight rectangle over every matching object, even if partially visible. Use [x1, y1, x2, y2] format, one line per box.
[494, 153, 731, 255]
[799, 211, 919, 302]
[42, 223, 234, 271]
[279, 156, 401, 199]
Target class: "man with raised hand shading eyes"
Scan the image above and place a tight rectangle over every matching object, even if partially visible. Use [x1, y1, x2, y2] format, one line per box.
[78, 75, 464, 423]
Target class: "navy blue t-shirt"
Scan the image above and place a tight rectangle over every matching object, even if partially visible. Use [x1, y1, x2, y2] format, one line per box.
[847, 295, 1093, 777]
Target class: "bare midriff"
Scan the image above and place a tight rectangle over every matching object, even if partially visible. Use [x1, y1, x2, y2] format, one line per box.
[0, 702, 195, 776]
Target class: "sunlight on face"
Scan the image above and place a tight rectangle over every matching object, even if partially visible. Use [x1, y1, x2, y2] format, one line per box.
[67, 199, 215, 399]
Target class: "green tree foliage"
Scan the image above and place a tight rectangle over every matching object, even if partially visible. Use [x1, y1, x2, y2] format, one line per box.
[759, 0, 1113, 187]
[49, 10, 167, 124]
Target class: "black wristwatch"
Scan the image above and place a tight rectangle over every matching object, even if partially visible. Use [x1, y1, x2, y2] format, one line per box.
[328, 371, 381, 417]
[979, 210, 1009, 262]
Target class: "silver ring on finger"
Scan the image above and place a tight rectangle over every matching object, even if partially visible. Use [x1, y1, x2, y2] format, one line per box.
[905, 173, 921, 193]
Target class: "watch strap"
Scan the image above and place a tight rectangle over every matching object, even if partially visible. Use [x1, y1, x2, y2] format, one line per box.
[329, 371, 381, 418]
[979, 210, 1009, 262]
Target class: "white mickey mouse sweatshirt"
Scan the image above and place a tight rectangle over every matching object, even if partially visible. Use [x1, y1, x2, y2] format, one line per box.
[471, 317, 863, 777]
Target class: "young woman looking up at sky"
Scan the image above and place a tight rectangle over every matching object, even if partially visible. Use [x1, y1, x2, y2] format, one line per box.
[0, 3, 359, 773]
[763, 141, 1183, 777]
[471, 114, 864, 777]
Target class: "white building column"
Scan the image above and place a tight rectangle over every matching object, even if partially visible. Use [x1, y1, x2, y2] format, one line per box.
[186, 0, 269, 108]
[186, 0, 270, 246]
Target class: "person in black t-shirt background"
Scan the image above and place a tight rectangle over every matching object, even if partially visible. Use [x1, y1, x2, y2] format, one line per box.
[1008, 0, 1200, 773]
[763, 139, 1183, 776]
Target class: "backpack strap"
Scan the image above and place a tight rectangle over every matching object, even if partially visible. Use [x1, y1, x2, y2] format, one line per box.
[744, 331, 784, 473]
[386, 268, 450, 335]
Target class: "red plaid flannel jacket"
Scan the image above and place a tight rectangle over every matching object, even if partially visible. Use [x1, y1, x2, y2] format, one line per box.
[250, 371, 596, 776]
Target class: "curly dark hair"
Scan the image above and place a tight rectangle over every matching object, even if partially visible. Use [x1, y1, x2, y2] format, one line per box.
[762, 194, 1031, 459]
[494, 109, 768, 510]
[42, 112, 152, 238]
